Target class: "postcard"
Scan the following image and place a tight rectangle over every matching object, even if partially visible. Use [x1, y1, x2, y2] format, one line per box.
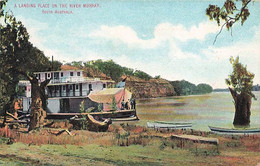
[0, 0, 260, 165]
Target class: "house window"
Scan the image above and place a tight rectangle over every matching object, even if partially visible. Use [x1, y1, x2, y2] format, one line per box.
[70, 72, 73, 76]
[61, 72, 63, 77]
[48, 73, 50, 78]
[77, 72, 80, 76]
[89, 84, 92, 91]
[54, 72, 59, 79]
[76, 85, 79, 89]
[63, 85, 66, 90]
[70, 85, 73, 90]
[45, 73, 47, 80]
[103, 84, 106, 88]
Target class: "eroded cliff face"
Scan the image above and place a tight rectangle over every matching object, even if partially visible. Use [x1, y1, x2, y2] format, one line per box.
[124, 76, 175, 98]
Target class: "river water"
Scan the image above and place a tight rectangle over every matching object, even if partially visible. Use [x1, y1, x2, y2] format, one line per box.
[136, 92, 260, 131]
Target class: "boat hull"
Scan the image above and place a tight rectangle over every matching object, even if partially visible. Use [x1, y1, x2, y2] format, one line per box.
[209, 126, 260, 134]
[147, 122, 192, 129]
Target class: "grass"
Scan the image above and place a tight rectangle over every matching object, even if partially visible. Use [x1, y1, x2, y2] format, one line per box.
[1, 122, 260, 165]
[1, 142, 259, 166]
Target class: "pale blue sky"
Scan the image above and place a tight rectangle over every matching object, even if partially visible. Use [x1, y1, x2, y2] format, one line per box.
[5, 0, 260, 88]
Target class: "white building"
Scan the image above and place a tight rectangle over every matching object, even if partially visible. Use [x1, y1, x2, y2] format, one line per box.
[19, 70, 114, 113]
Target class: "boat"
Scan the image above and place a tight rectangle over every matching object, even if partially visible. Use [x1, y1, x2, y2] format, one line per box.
[111, 116, 139, 121]
[154, 121, 192, 125]
[147, 121, 192, 129]
[208, 126, 260, 134]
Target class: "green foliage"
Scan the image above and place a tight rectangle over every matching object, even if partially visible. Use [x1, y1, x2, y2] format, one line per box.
[170, 80, 213, 96]
[70, 60, 152, 81]
[80, 100, 85, 113]
[133, 70, 152, 81]
[79, 100, 88, 130]
[0, 1, 61, 115]
[206, 0, 251, 29]
[154, 75, 161, 79]
[225, 56, 255, 98]
[84, 59, 124, 81]
[97, 104, 102, 112]
[111, 96, 117, 111]
[122, 67, 134, 76]
[196, 84, 213, 94]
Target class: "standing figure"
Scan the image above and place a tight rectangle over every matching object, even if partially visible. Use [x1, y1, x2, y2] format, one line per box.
[130, 99, 134, 109]
[121, 99, 125, 110]
[132, 99, 136, 110]
[125, 100, 129, 110]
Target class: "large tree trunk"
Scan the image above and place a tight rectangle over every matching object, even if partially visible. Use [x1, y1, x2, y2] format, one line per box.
[229, 88, 252, 126]
[28, 77, 50, 131]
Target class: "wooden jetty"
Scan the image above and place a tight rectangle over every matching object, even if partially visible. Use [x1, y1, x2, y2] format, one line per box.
[171, 134, 219, 145]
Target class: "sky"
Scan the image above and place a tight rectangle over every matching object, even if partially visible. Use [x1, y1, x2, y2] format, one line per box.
[4, 0, 260, 88]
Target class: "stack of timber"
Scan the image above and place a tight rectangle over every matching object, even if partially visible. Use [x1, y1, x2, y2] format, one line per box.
[0, 112, 30, 128]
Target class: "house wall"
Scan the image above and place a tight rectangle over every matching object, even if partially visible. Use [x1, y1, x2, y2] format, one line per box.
[22, 97, 31, 112]
[26, 85, 31, 97]
[36, 70, 84, 83]
[47, 98, 60, 113]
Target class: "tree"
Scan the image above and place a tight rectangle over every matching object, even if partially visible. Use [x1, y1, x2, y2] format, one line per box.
[0, 0, 61, 129]
[196, 84, 213, 94]
[111, 96, 117, 111]
[122, 67, 134, 76]
[133, 70, 152, 81]
[206, 0, 252, 44]
[170, 80, 213, 96]
[225, 56, 255, 126]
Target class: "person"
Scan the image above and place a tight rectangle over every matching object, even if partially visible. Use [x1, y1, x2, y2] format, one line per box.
[127, 99, 131, 110]
[132, 99, 136, 109]
[130, 99, 134, 109]
[121, 99, 125, 110]
[125, 100, 129, 110]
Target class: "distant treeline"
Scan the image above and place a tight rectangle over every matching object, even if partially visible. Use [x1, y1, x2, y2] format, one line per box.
[66, 60, 214, 96]
[213, 84, 260, 92]
[170, 80, 213, 96]
[66, 60, 153, 82]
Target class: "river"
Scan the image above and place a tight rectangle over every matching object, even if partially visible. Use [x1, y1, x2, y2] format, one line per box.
[136, 92, 260, 131]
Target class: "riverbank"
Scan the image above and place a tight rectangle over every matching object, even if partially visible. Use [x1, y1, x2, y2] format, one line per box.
[1, 123, 260, 165]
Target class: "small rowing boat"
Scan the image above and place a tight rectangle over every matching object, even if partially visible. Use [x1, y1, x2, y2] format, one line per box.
[111, 116, 139, 121]
[147, 121, 192, 129]
[208, 126, 260, 134]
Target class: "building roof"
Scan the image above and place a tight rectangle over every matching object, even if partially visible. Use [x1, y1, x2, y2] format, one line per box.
[90, 88, 123, 95]
[88, 88, 131, 104]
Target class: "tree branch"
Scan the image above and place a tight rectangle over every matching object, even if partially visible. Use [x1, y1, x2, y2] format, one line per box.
[40, 78, 51, 88]
[212, 0, 252, 44]
[213, 22, 227, 45]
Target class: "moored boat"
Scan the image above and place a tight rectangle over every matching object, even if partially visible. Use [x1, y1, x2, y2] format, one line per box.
[147, 121, 192, 129]
[111, 116, 139, 121]
[208, 126, 260, 134]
